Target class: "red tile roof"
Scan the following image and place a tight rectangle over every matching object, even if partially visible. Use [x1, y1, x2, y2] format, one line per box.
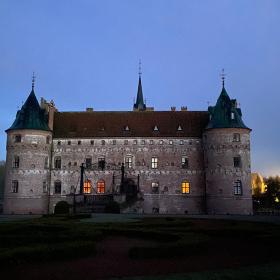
[53, 111, 209, 138]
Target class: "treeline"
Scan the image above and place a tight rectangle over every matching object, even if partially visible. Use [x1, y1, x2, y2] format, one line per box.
[253, 176, 280, 211]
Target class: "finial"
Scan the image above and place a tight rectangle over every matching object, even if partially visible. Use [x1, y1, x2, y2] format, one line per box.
[220, 68, 226, 88]
[32, 72, 36, 91]
[138, 59, 142, 77]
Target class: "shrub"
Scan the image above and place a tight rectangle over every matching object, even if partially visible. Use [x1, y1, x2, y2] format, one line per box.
[54, 201, 70, 215]
[104, 201, 120, 214]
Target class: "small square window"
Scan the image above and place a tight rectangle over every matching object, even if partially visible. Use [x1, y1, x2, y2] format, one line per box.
[15, 135, 21, 143]
[149, 140, 154, 145]
[90, 140, 94, 145]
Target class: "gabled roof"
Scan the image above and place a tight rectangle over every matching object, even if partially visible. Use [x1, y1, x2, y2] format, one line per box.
[6, 90, 50, 132]
[206, 87, 249, 130]
[53, 111, 209, 138]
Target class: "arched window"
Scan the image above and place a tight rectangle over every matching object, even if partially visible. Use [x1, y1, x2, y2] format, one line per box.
[83, 179, 91, 194]
[97, 180, 105, 194]
[54, 181, 61, 194]
[182, 181, 190, 194]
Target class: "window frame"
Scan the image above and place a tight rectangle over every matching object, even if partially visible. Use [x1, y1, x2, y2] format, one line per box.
[234, 180, 243, 195]
[151, 157, 158, 169]
[97, 180, 105, 194]
[12, 180, 19, 193]
[54, 181, 61, 194]
[182, 181, 190, 194]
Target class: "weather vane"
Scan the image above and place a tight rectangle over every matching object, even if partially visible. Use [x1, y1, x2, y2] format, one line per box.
[138, 59, 142, 77]
[220, 68, 226, 88]
[32, 72, 36, 90]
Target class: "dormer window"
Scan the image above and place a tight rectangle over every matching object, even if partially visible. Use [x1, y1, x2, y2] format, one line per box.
[153, 126, 159, 131]
[177, 125, 183, 131]
[124, 125, 130, 131]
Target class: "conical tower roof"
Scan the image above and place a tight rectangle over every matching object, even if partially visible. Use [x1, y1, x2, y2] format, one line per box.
[206, 86, 249, 130]
[133, 76, 146, 111]
[6, 89, 49, 132]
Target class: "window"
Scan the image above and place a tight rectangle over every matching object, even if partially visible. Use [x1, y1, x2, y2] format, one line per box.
[68, 162, 71, 167]
[141, 140, 145, 145]
[182, 181, 190, 194]
[151, 157, 158, 169]
[46, 136, 50, 144]
[234, 156, 241, 168]
[74, 162, 77, 166]
[90, 140, 94, 145]
[113, 140, 116, 145]
[234, 180, 242, 195]
[43, 181, 48, 193]
[231, 112, 235, 120]
[169, 140, 173, 145]
[15, 135, 21, 143]
[44, 157, 49, 169]
[83, 179, 91, 194]
[233, 133, 240, 142]
[151, 182, 159, 194]
[149, 140, 154, 145]
[181, 157, 189, 169]
[70, 185, 75, 194]
[78, 140, 81, 145]
[124, 140, 128, 145]
[180, 140, 184, 145]
[54, 157, 61, 169]
[97, 180, 105, 194]
[133, 140, 137, 145]
[177, 125, 183, 131]
[13, 156, 20, 168]
[159, 140, 163, 145]
[54, 181, 61, 194]
[57, 141, 61, 146]
[125, 156, 133, 168]
[12, 180, 18, 193]
[85, 157, 92, 168]
[67, 140, 71, 145]
[101, 140, 105, 146]
[153, 126, 159, 131]
[98, 157, 105, 170]
[124, 125, 129, 131]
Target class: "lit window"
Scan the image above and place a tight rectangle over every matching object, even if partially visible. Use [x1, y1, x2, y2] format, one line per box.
[97, 180, 105, 194]
[181, 157, 189, 169]
[182, 181, 190, 194]
[83, 179, 91, 194]
[125, 156, 132, 168]
[44, 157, 49, 169]
[13, 156, 20, 168]
[85, 157, 92, 168]
[234, 180, 242, 195]
[54, 157, 61, 169]
[12, 180, 18, 193]
[15, 135, 21, 143]
[54, 181, 61, 194]
[98, 157, 105, 170]
[151, 157, 158, 169]
[43, 181, 48, 193]
[233, 133, 240, 142]
[151, 182, 159, 194]
[233, 156, 241, 168]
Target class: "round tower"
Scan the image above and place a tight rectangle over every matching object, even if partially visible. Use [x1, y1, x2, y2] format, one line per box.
[203, 85, 252, 215]
[4, 80, 52, 214]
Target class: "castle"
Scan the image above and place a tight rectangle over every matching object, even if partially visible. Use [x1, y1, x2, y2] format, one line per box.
[3, 73, 253, 215]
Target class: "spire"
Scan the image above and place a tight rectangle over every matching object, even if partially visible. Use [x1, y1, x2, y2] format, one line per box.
[32, 72, 36, 91]
[133, 60, 146, 111]
[220, 68, 226, 88]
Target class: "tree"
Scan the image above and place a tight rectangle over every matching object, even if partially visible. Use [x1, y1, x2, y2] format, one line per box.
[264, 176, 280, 208]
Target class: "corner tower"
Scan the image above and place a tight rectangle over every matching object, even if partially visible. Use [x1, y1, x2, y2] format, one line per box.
[4, 78, 52, 214]
[203, 82, 252, 215]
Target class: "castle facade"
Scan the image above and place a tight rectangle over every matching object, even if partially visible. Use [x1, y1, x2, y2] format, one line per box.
[3, 75, 253, 215]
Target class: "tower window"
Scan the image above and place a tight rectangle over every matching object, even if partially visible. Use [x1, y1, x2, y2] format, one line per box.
[97, 180, 105, 194]
[98, 157, 105, 170]
[234, 180, 242, 195]
[151, 182, 159, 194]
[44, 157, 49, 169]
[43, 181, 48, 193]
[151, 157, 158, 169]
[181, 157, 189, 169]
[233, 156, 241, 168]
[83, 179, 91, 194]
[14, 135, 21, 143]
[85, 157, 92, 168]
[125, 156, 133, 169]
[54, 157, 61, 169]
[13, 156, 20, 168]
[54, 181, 61, 194]
[12, 180, 18, 193]
[233, 133, 241, 142]
[182, 181, 190, 194]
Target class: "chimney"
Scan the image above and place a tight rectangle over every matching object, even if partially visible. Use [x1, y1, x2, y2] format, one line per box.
[181, 106, 188, 111]
[171, 106, 176, 111]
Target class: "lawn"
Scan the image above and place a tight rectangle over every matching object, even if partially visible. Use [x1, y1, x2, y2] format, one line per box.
[0, 215, 279, 279]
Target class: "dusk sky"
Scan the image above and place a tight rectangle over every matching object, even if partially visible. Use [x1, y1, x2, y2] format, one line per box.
[0, 0, 279, 176]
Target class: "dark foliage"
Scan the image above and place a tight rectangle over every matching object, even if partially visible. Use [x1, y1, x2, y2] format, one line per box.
[54, 201, 70, 215]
